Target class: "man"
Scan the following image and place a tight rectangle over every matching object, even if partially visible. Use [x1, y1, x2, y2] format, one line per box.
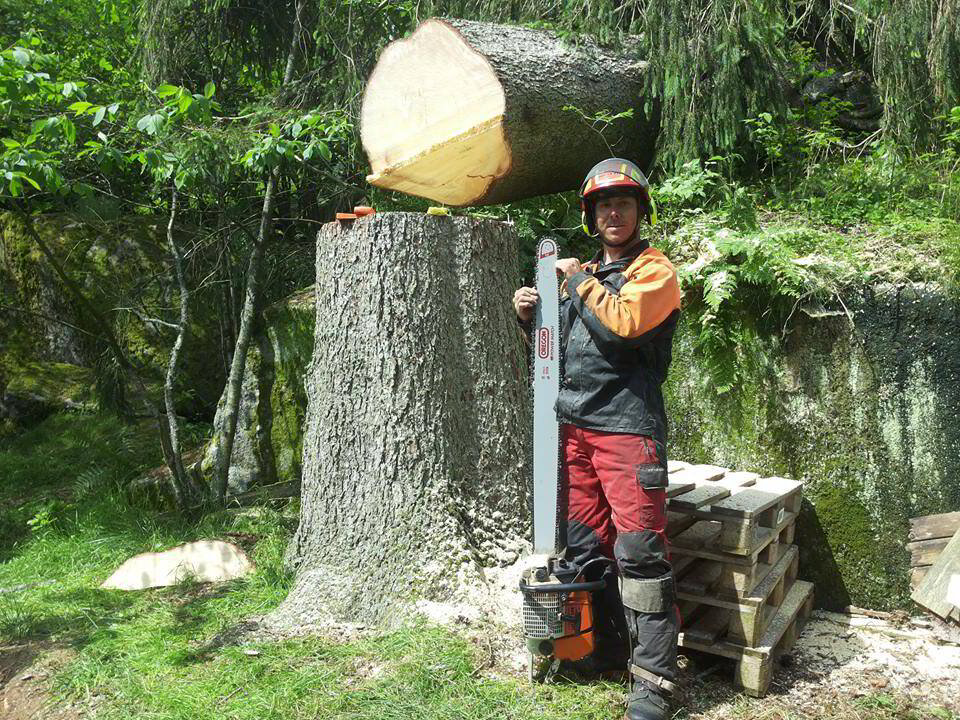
[513, 158, 682, 720]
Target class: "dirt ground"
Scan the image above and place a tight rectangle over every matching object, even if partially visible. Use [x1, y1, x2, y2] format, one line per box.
[417, 556, 960, 718]
[681, 610, 960, 718]
[0, 644, 97, 720]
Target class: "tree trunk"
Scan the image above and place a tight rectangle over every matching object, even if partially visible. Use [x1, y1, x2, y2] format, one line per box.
[273, 212, 531, 627]
[163, 187, 195, 503]
[210, 0, 305, 505]
[361, 18, 658, 206]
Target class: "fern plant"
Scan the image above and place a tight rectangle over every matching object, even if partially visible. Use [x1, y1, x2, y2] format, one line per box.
[680, 226, 842, 395]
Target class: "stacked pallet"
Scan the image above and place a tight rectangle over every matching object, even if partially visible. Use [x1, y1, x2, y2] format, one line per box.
[908, 511, 960, 624]
[907, 511, 960, 590]
[664, 462, 814, 697]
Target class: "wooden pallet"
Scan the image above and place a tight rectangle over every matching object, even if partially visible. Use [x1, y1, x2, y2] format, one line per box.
[906, 511, 960, 590]
[670, 514, 796, 596]
[677, 545, 800, 646]
[911, 527, 960, 622]
[679, 580, 814, 697]
[665, 465, 802, 555]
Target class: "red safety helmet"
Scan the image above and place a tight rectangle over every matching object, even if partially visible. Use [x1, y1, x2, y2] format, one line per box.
[579, 157, 657, 235]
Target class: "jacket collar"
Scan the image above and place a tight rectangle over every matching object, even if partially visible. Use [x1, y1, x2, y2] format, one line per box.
[587, 237, 650, 273]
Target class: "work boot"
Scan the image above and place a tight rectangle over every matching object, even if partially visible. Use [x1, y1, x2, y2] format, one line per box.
[622, 679, 671, 720]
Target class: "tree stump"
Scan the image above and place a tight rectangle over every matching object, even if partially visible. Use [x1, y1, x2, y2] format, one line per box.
[274, 212, 531, 626]
[361, 18, 658, 206]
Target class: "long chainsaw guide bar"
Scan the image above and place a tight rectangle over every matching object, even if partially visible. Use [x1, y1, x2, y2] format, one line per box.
[532, 238, 561, 555]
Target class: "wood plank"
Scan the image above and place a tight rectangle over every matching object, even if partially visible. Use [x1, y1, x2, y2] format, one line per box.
[910, 566, 929, 591]
[728, 604, 773, 648]
[669, 464, 727, 485]
[909, 511, 960, 542]
[673, 528, 772, 567]
[711, 475, 758, 491]
[677, 580, 814, 697]
[678, 560, 722, 595]
[666, 511, 696, 537]
[746, 545, 799, 606]
[715, 562, 761, 595]
[683, 605, 731, 645]
[912, 528, 960, 621]
[677, 599, 701, 623]
[673, 512, 795, 568]
[719, 471, 760, 486]
[669, 484, 731, 511]
[717, 519, 759, 553]
[738, 583, 813, 697]
[676, 550, 799, 611]
[671, 520, 722, 550]
[709, 477, 802, 519]
[743, 580, 815, 657]
[672, 555, 696, 578]
[729, 548, 800, 645]
[666, 481, 696, 498]
[908, 537, 951, 567]
[667, 460, 691, 473]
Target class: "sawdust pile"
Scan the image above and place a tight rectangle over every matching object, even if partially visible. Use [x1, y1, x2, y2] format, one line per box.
[414, 550, 960, 713]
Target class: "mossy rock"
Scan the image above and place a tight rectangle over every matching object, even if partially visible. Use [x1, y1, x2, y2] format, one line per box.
[0, 361, 95, 424]
[0, 211, 226, 418]
[200, 287, 314, 495]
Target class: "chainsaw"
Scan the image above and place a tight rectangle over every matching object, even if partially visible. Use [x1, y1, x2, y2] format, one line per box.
[519, 238, 611, 682]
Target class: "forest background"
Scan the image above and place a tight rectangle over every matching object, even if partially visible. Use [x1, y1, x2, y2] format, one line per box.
[1, 1, 959, 719]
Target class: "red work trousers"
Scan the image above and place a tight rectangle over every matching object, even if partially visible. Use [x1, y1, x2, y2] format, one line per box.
[561, 423, 678, 682]
[562, 424, 669, 564]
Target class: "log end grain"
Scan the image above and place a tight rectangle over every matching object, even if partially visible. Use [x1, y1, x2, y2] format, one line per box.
[361, 19, 510, 205]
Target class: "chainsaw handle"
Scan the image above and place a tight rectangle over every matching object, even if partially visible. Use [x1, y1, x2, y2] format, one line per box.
[518, 577, 606, 594]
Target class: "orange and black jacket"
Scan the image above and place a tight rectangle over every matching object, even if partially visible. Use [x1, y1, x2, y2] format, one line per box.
[555, 240, 682, 446]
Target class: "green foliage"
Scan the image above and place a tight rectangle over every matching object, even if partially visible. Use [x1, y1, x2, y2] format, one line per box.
[680, 224, 836, 393]
[874, 0, 960, 150]
[656, 159, 727, 214]
[641, 0, 790, 170]
[746, 103, 960, 228]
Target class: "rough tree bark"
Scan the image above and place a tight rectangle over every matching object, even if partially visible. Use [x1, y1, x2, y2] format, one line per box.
[272, 213, 531, 626]
[361, 18, 658, 206]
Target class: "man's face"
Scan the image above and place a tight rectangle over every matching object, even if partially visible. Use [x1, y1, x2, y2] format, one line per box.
[593, 192, 639, 246]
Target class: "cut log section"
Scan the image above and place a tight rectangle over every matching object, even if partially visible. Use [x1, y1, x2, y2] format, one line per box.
[361, 18, 657, 206]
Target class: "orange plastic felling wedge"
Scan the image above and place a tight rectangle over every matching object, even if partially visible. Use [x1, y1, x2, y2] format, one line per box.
[353, 206, 375, 216]
[336, 213, 358, 221]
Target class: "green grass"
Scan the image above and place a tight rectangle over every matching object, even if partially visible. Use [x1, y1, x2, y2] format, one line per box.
[2, 412, 957, 720]
[0, 413, 626, 718]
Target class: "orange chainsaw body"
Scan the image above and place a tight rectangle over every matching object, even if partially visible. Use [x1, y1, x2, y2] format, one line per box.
[553, 590, 596, 661]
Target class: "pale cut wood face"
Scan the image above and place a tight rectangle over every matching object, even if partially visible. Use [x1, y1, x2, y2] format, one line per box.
[361, 20, 510, 205]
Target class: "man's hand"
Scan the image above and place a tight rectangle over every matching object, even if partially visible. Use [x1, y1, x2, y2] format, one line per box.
[556, 258, 582, 278]
[513, 286, 539, 323]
